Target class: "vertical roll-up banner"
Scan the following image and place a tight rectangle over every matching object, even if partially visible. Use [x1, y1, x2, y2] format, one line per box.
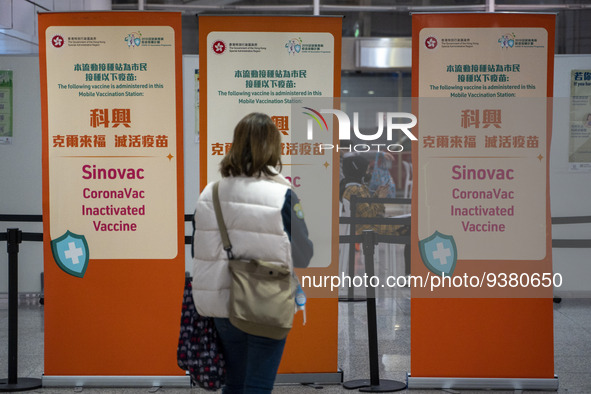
[410, 14, 556, 390]
[199, 16, 342, 381]
[39, 13, 186, 385]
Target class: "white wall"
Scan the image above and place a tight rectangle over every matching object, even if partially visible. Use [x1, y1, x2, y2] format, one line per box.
[0, 55, 199, 293]
[0, 55, 43, 293]
[550, 55, 591, 297]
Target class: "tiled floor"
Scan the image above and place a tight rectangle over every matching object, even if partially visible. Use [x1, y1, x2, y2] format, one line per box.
[1, 292, 590, 394]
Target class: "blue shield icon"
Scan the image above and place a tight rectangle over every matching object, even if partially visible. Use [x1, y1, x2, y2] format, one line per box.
[51, 231, 90, 278]
[419, 231, 458, 276]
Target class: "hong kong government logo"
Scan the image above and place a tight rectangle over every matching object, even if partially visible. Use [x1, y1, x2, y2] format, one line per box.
[51, 35, 65, 48]
[425, 36, 438, 49]
[212, 40, 227, 54]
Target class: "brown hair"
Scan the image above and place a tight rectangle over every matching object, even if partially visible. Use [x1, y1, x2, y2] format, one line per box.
[220, 113, 283, 177]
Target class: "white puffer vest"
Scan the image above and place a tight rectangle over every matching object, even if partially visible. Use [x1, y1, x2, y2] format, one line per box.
[191, 174, 292, 318]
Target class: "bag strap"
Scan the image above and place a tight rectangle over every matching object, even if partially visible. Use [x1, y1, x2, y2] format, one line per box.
[212, 181, 234, 260]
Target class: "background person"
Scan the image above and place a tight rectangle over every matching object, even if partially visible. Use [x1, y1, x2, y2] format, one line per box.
[340, 155, 395, 235]
[368, 151, 397, 198]
[339, 155, 408, 275]
[192, 112, 313, 394]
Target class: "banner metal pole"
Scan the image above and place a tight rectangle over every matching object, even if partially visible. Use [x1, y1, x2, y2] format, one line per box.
[0, 228, 42, 392]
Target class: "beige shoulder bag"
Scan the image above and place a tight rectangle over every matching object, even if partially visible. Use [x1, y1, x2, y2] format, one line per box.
[212, 181, 296, 340]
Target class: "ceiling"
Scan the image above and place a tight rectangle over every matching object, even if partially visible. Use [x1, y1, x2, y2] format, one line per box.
[1, 0, 590, 56]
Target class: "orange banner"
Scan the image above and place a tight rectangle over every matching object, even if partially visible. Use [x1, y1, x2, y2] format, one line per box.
[39, 12, 185, 378]
[410, 13, 556, 387]
[198, 15, 342, 376]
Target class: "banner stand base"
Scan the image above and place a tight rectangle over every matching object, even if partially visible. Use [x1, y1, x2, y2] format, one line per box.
[42, 375, 191, 388]
[406, 374, 559, 391]
[43, 372, 343, 388]
[276, 372, 343, 385]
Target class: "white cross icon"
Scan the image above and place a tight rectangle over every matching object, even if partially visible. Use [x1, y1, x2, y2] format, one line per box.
[432, 242, 451, 266]
[64, 242, 83, 265]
